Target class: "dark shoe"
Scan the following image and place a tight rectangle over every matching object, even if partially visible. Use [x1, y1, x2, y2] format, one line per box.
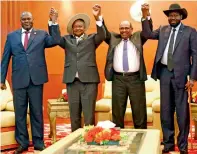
[180, 149, 188, 154]
[162, 147, 175, 154]
[34, 145, 46, 151]
[15, 146, 28, 154]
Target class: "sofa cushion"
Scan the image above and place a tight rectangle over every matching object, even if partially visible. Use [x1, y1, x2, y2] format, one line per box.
[5, 101, 30, 113]
[5, 101, 14, 111]
[152, 99, 160, 113]
[146, 91, 160, 107]
[145, 75, 160, 92]
[1, 111, 30, 127]
[1, 111, 15, 127]
[95, 99, 111, 112]
[103, 80, 112, 99]
[0, 80, 13, 111]
[110, 107, 153, 123]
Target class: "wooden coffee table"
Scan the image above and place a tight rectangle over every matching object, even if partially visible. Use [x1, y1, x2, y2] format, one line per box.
[40, 128, 160, 154]
[47, 99, 70, 143]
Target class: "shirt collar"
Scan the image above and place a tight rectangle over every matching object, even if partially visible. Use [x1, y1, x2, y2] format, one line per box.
[21, 28, 32, 33]
[74, 34, 84, 39]
[172, 23, 181, 32]
[122, 38, 129, 42]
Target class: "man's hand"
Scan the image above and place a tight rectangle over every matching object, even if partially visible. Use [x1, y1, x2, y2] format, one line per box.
[141, 3, 150, 18]
[1, 83, 7, 90]
[49, 7, 58, 23]
[93, 4, 101, 21]
[185, 79, 196, 91]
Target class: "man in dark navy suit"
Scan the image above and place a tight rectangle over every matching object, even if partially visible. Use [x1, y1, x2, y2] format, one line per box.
[141, 3, 197, 154]
[1, 12, 57, 154]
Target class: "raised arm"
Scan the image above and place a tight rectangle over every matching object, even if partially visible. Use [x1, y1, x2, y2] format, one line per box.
[48, 8, 65, 49]
[141, 3, 159, 40]
[92, 4, 106, 47]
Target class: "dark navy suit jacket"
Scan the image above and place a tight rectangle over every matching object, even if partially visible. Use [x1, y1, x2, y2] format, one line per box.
[142, 20, 197, 88]
[1, 28, 57, 89]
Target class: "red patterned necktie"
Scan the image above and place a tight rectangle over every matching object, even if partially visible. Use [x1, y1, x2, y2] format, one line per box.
[24, 31, 29, 50]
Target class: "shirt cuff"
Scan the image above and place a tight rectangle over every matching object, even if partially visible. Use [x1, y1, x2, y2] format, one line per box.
[96, 16, 103, 27]
[48, 20, 58, 26]
[141, 16, 151, 21]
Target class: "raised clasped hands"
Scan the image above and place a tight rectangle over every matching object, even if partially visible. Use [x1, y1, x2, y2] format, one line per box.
[49, 7, 58, 23]
[92, 4, 101, 21]
[141, 3, 150, 18]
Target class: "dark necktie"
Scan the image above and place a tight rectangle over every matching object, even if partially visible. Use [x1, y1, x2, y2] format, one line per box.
[123, 39, 129, 72]
[167, 28, 176, 71]
[24, 31, 29, 50]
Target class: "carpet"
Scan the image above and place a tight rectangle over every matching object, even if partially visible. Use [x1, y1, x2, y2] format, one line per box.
[1, 124, 197, 154]
[1, 124, 71, 154]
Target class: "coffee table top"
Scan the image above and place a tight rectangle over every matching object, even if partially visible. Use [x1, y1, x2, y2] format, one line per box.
[40, 128, 160, 154]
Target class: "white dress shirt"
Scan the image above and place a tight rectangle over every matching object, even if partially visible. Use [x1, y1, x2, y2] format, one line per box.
[21, 28, 32, 46]
[161, 23, 181, 65]
[113, 39, 140, 73]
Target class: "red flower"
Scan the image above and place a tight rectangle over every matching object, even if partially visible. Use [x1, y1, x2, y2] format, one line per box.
[63, 92, 68, 101]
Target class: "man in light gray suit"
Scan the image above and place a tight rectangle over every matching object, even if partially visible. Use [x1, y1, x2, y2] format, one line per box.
[48, 5, 105, 131]
[141, 3, 197, 154]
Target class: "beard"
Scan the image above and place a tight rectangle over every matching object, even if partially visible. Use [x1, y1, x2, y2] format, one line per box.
[169, 20, 181, 28]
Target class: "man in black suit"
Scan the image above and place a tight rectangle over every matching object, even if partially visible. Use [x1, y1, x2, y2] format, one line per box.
[48, 5, 105, 132]
[141, 3, 197, 154]
[104, 5, 152, 129]
[1, 12, 57, 153]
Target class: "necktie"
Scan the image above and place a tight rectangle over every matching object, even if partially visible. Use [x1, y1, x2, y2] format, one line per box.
[24, 31, 29, 50]
[167, 28, 176, 71]
[123, 40, 129, 72]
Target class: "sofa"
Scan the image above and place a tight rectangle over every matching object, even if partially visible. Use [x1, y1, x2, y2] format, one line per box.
[0, 80, 31, 150]
[94, 75, 160, 129]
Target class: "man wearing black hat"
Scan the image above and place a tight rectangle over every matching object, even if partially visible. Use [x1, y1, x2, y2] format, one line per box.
[141, 3, 197, 154]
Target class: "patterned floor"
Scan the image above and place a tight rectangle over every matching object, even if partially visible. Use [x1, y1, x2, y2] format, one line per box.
[1, 124, 197, 154]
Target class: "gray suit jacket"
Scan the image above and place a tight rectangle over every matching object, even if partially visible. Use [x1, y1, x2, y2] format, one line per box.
[49, 24, 105, 83]
[142, 19, 197, 88]
[104, 21, 153, 81]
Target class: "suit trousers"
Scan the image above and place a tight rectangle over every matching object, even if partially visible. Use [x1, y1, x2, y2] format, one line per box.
[13, 79, 44, 148]
[67, 78, 98, 132]
[160, 65, 189, 151]
[112, 73, 147, 129]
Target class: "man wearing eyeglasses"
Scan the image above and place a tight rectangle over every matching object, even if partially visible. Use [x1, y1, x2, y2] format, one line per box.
[141, 3, 197, 154]
[103, 5, 153, 130]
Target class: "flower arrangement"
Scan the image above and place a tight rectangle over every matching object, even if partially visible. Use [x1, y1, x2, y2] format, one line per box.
[80, 125, 128, 145]
[57, 89, 68, 102]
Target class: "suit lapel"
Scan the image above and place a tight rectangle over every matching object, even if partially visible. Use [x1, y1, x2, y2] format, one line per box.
[129, 32, 142, 53]
[163, 26, 171, 51]
[174, 24, 184, 51]
[70, 35, 77, 45]
[16, 29, 24, 49]
[26, 29, 36, 50]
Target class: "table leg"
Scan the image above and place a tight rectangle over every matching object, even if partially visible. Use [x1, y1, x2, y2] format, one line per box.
[47, 108, 52, 138]
[49, 112, 57, 143]
[194, 120, 197, 140]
